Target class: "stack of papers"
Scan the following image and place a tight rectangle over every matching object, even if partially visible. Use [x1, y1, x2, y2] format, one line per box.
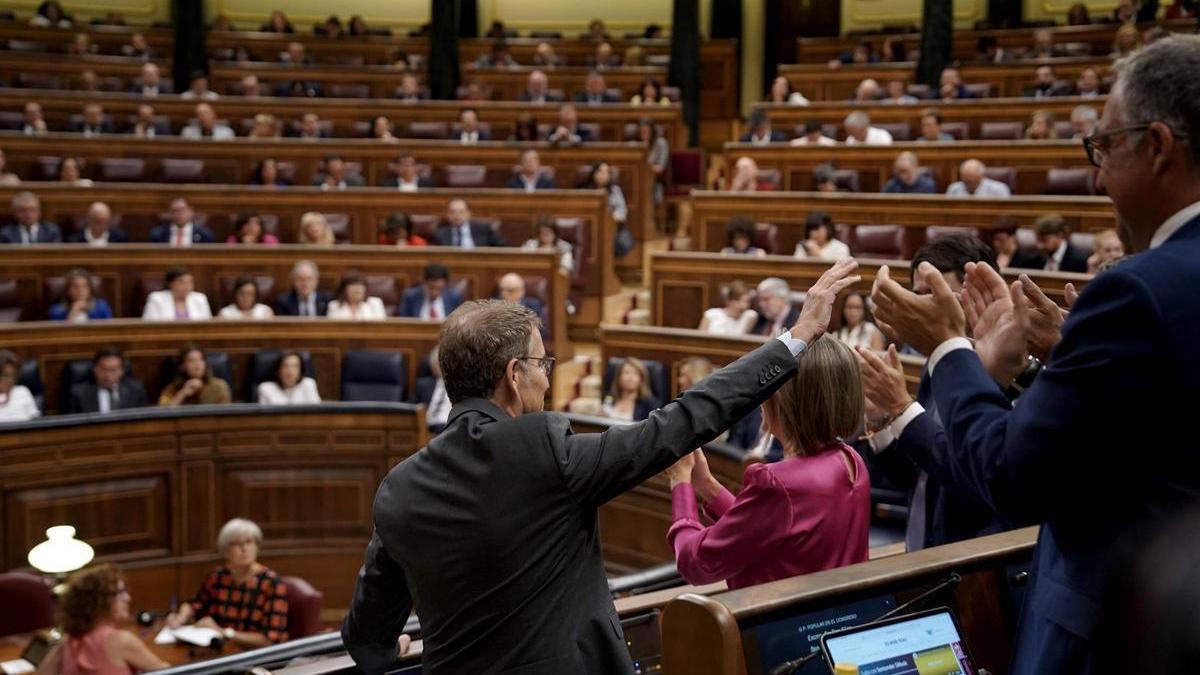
[0, 659, 34, 675]
[153, 625, 224, 647]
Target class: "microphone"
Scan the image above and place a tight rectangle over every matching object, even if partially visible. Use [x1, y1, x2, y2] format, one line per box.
[136, 610, 167, 626]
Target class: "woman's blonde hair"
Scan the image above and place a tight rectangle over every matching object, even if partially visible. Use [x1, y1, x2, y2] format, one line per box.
[764, 336, 863, 457]
[678, 356, 714, 390]
[610, 357, 653, 400]
[298, 212, 334, 246]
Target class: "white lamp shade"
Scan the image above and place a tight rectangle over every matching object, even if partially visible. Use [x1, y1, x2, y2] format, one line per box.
[28, 526, 94, 574]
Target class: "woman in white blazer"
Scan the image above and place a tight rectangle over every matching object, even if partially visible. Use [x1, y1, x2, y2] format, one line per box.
[326, 271, 387, 320]
[257, 351, 321, 405]
[142, 267, 212, 321]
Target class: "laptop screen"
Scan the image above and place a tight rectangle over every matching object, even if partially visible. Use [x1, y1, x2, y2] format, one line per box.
[821, 608, 976, 675]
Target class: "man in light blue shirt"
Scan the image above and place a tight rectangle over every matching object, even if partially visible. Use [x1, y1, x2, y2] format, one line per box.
[945, 159, 1012, 197]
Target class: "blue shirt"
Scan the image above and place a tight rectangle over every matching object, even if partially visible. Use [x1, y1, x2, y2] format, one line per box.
[882, 173, 938, 194]
[48, 298, 113, 321]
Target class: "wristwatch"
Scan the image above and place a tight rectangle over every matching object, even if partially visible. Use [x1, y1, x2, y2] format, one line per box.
[1004, 355, 1043, 399]
[223, 627, 235, 640]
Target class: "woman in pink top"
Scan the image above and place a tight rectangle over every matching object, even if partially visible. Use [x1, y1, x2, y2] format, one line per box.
[35, 564, 168, 675]
[666, 336, 871, 589]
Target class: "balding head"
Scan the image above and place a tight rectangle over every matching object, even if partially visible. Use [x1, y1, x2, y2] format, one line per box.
[446, 198, 470, 226]
[855, 78, 881, 102]
[498, 273, 526, 302]
[194, 103, 215, 127]
[527, 69, 548, 93]
[959, 159, 986, 191]
[86, 201, 112, 230]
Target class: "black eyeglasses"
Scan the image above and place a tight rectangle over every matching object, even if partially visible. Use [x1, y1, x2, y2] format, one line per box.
[518, 356, 555, 376]
[1082, 124, 1190, 167]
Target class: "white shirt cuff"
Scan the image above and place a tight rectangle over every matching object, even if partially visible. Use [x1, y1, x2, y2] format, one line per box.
[775, 332, 808, 358]
[927, 337, 974, 376]
[868, 401, 926, 453]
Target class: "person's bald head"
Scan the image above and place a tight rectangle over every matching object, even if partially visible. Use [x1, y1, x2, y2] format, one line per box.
[527, 69, 548, 93]
[86, 201, 112, 230]
[498, 273, 526, 302]
[141, 62, 160, 84]
[195, 103, 216, 127]
[960, 159, 986, 191]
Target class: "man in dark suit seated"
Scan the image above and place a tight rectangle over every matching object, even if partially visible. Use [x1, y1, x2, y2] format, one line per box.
[868, 35, 1200, 675]
[739, 110, 788, 145]
[505, 149, 556, 192]
[431, 199, 508, 248]
[275, 259, 333, 317]
[68, 103, 114, 137]
[573, 71, 619, 105]
[380, 153, 435, 191]
[312, 155, 366, 190]
[397, 262, 464, 319]
[546, 104, 593, 145]
[67, 201, 128, 246]
[452, 108, 490, 145]
[343, 260, 862, 674]
[149, 198, 215, 246]
[938, 67, 976, 100]
[497, 272, 548, 339]
[1009, 214, 1090, 273]
[293, 112, 330, 140]
[130, 62, 171, 96]
[519, 69, 562, 104]
[751, 277, 800, 336]
[1023, 65, 1074, 99]
[67, 346, 148, 414]
[0, 191, 62, 245]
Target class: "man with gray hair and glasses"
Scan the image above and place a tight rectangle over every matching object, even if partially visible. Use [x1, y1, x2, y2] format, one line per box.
[344, 260, 861, 674]
[868, 36, 1200, 674]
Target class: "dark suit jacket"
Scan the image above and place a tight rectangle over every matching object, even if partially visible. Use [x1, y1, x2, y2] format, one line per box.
[546, 126, 595, 143]
[69, 120, 115, 134]
[1008, 243, 1089, 273]
[67, 227, 129, 244]
[148, 223, 216, 244]
[751, 306, 801, 336]
[573, 91, 619, 104]
[432, 223, 508, 248]
[450, 129, 492, 142]
[925, 215, 1200, 674]
[519, 90, 564, 103]
[1009, 248, 1046, 269]
[0, 222, 62, 244]
[67, 379, 149, 414]
[397, 287, 464, 318]
[130, 83, 172, 95]
[311, 174, 366, 188]
[274, 289, 333, 317]
[739, 129, 789, 144]
[505, 173, 557, 190]
[519, 296, 549, 338]
[342, 339, 800, 674]
[379, 176, 435, 189]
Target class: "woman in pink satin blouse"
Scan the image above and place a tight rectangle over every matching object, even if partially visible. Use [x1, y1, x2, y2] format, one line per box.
[665, 335, 871, 590]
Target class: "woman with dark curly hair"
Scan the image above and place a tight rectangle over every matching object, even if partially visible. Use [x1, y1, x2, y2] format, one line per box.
[35, 564, 168, 675]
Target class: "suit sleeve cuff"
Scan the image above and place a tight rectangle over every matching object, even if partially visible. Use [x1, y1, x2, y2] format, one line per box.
[775, 332, 808, 357]
[868, 402, 925, 454]
[928, 337, 974, 376]
[671, 483, 701, 522]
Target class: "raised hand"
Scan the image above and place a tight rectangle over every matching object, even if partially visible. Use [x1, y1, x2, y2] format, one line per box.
[1019, 274, 1069, 362]
[688, 449, 725, 502]
[962, 262, 1031, 385]
[664, 451, 697, 488]
[871, 262, 966, 356]
[855, 345, 913, 422]
[791, 258, 861, 344]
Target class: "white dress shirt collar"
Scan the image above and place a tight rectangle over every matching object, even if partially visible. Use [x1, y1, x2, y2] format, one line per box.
[1150, 199, 1200, 249]
[84, 228, 109, 246]
[1048, 240, 1068, 271]
[460, 131, 478, 144]
[397, 177, 420, 192]
[170, 222, 193, 247]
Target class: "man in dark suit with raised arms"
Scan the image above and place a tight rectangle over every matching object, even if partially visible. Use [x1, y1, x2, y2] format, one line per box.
[870, 36, 1200, 675]
[342, 259, 861, 674]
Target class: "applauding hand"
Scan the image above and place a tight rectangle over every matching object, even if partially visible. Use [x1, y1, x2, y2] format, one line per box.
[1019, 275, 1074, 362]
[664, 451, 696, 488]
[855, 345, 913, 425]
[962, 262, 1031, 386]
[871, 262, 966, 356]
[791, 258, 861, 344]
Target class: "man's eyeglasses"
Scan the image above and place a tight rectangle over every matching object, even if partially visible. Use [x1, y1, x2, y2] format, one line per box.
[518, 356, 555, 376]
[1083, 124, 1189, 167]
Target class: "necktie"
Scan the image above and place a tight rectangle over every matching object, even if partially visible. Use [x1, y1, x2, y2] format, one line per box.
[429, 300, 439, 320]
[175, 226, 186, 247]
[110, 386, 120, 409]
[906, 473, 928, 551]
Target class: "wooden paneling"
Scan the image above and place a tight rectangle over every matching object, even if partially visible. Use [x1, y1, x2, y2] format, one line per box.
[690, 190, 1116, 256]
[722, 139, 1093, 194]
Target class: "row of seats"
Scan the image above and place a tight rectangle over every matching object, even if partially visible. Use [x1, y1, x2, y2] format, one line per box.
[797, 118, 1087, 142]
[752, 165, 1100, 196]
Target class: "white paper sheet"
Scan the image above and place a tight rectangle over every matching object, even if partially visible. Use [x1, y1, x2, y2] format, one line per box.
[153, 625, 223, 647]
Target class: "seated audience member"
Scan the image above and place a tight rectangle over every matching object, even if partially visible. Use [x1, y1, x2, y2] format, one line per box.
[497, 273, 548, 338]
[1111, 23, 1141, 59]
[70, 103, 113, 136]
[318, 15, 344, 37]
[33, 564, 169, 675]
[585, 161, 628, 227]
[843, 111, 893, 145]
[226, 211, 279, 245]
[831, 39, 877, 66]
[263, 10, 294, 33]
[665, 336, 869, 588]
[1025, 110, 1058, 140]
[382, 153, 434, 191]
[917, 108, 954, 142]
[143, 267, 212, 321]
[282, 41, 309, 65]
[396, 74, 425, 102]
[939, 67, 972, 100]
[0, 350, 39, 423]
[1070, 105, 1100, 139]
[433, 199, 507, 248]
[1067, 1, 1092, 23]
[475, 40, 515, 67]
[418, 346, 452, 433]
[250, 158, 289, 186]
[1076, 67, 1103, 98]
[836, 291, 885, 350]
[603, 357, 661, 422]
[458, 81, 489, 102]
[48, 268, 113, 322]
[219, 276, 274, 319]
[511, 112, 539, 141]
[327, 271, 387, 320]
[986, 220, 1020, 268]
[547, 104, 593, 144]
[791, 120, 836, 146]
[1026, 66, 1070, 99]
[882, 79, 917, 104]
[946, 159, 1012, 197]
[520, 70, 560, 104]
[348, 15, 370, 36]
[883, 152, 937, 194]
[740, 110, 787, 145]
[0, 149, 19, 185]
[700, 280, 757, 336]
[813, 163, 840, 192]
[68, 202, 127, 245]
[276, 78, 324, 98]
[1088, 228, 1126, 273]
[76, 69, 101, 93]
[794, 211, 851, 261]
[591, 42, 618, 69]
[276, 260, 332, 317]
[166, 518, 287, 645]
[122, 32, 155, 60]
[180, 72, 219, 101]
[130, 104, 165, 138]
[313, 155, 364, 190]
[294, 113, 329, 140]
[1028, 29, 1065, 59]
[158, 344, 230, 406]
[298, 211, 336, 246]
[676, 357, 714, 394]
[721, 216, 766, 256]
[67, 347, 148, 414]
[398, 263, 463, 319]
[455, 108, 489, 144]
[532, 42, 561, 67]
[380, 213, 428, 247]
[22, 102, 48, 137]
[1011, 213, 1090, 273]
[133, 63, 168, 98]
[853, 78, 882, 103]
[575, 71, 618, 105]
[182, 103, 234, 140]
[632, 79, 671, 106]
[1, 191, 62, 244]
[521, 217, 574, 275]
[752, 277, 799, 336]
[69, 34, 97, 57]
[257, 351, 320, 404]
[727, 156, 761, 192]
[58, 157, 93, 186]
[767, 75, 809, 105]
[637, 118, 671, 201]
[151, 198, 216, 246]
[30, 1, 73, 27]
[368, 116, 397, 142]
[507, 149, 556, 191]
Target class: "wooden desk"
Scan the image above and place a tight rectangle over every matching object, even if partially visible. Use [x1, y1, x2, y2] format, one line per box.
[722, 139, 1093, 194]
[0, 624, 239, 667]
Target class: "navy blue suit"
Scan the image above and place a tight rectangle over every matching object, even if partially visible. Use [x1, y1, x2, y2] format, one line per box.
[505, 174, 557, 191]
[148, 223, 216, 244]
[927, 214, 1200, 674]
[397, 287, 464, 319]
